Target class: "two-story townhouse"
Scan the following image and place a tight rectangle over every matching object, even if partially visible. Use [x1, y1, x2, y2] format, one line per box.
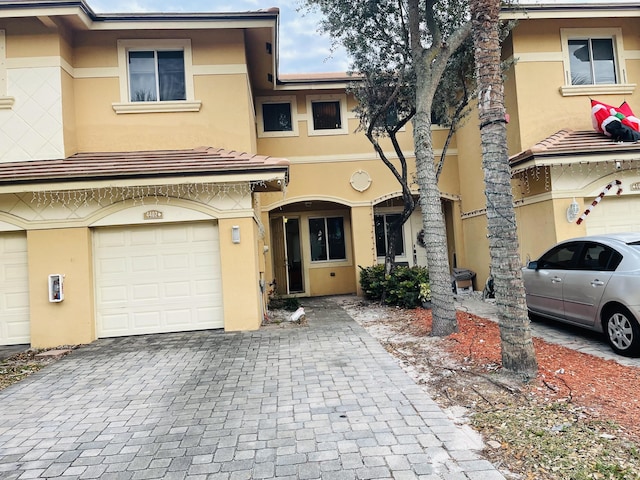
[456, 2, 640, 284]
[0, 0, 292, 347]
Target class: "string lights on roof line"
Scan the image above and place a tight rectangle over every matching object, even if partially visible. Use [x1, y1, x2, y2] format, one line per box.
[511, 158, 640, 178]
[29, 180, 278, 209]
[512, 159, 640, 196]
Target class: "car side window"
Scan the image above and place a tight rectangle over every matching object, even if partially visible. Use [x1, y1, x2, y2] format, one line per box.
[600, 248, 622, 271]
[578, 243, 607, 270]
[577, 242, 622, 271]
[538, 242, 581, 270]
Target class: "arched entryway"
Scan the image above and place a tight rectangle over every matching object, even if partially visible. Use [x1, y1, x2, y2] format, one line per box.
[268, 200, 356, 297]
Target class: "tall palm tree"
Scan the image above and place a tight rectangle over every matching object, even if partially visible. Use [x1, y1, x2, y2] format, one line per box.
[471, 0, 538, 377]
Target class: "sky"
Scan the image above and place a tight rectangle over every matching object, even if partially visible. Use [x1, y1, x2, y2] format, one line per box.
[85, 1, 639, 75]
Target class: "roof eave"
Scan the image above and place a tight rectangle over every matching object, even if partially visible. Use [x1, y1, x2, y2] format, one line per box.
[501, 2, 640, 20]
[510, 149, 640, 171]
[0, 0, 280, 31]
[0, 169, 289, 195]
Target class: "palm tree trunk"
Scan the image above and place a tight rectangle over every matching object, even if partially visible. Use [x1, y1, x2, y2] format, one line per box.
[471, 0, 538, 377]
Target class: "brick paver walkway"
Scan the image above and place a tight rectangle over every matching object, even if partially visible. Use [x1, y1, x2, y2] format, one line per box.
[0, 297, 504, 479]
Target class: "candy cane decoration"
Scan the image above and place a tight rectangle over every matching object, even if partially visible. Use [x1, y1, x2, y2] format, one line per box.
[576, 180, 623, 225]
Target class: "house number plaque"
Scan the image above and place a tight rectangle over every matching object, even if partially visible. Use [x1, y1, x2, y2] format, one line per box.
[144, 210, 164, 220]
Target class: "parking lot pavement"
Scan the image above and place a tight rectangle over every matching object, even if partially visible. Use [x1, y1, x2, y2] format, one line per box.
[455, 294, 640, 368]
[0, 297, 505, 480]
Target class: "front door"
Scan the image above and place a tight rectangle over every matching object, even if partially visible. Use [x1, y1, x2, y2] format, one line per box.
[270, 217, 304, 294]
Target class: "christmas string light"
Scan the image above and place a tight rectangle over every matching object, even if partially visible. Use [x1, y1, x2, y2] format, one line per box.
[29, 180, 279, 209]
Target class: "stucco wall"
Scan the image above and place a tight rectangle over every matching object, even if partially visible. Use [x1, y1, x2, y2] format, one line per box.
[27, 227, 95, 348]
[69, 30, 256, 153]
[219, 217, 262, 331]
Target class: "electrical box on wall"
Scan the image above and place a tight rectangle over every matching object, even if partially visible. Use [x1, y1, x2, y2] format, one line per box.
[48, 274, 64, 303]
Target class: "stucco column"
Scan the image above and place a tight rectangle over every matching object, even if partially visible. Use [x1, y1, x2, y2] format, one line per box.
[350, 205, 376, 296]
[218, 217, 262, 331]
[27, 228, 95, 348]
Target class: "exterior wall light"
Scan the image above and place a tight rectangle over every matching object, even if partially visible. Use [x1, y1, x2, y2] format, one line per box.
[566, 198, 580, 223]
[232, 225, 241, 244]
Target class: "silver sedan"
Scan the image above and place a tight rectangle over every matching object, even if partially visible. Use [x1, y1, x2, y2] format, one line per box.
[522, 232, 640, 357]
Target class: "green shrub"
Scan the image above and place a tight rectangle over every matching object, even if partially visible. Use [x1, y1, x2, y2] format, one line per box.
[359, 264, 429, 309]
[358, 264, 386, 300]
[268, 295, 300, 311]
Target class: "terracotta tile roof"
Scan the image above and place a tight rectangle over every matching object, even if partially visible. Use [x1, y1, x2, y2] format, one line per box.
[510, 129, 640, 166]
[0, 147, 289, 187]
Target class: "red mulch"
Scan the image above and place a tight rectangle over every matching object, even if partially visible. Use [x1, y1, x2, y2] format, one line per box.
[410, 308, 640, 439]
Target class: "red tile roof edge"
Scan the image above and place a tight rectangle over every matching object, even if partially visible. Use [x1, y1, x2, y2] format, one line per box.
[0, 147, 290, 185]
[510, 129, 640, 166]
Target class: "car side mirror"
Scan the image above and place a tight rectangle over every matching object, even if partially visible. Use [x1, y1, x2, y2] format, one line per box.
[527, 260, 539, 270]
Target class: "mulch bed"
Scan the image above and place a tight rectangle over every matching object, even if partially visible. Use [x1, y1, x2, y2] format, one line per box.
[409, 308, 640, 440]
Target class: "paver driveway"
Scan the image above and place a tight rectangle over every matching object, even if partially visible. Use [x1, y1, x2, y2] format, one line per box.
[0, 297, 503, 480]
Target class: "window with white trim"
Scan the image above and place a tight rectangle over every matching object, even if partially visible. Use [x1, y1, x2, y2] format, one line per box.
[309, 216, 346, 262]
[560, 28, 634, 96]
[256, 96, 299, 137]
[306, 94, 349, 136]
[113, 39, 201, 114]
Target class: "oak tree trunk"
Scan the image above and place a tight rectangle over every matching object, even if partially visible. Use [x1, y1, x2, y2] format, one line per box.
[413, 71, 457, 337]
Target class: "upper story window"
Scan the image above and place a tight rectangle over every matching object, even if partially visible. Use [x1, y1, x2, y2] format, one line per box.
[306, 94, 349, 136]
[113, 39, 201, 114]
[128, 50, 185, 102]
[560, 28, 634, 97]
[568, 38, 615, 85]
[264, 103, 292, 131]
[312, 101, 341, 129]
[256, 96, 299, 138]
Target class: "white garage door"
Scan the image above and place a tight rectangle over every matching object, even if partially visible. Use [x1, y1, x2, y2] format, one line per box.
[94, 222, 223, 338]
[0, 232, 30, 345]
[584, 196, 640, 236]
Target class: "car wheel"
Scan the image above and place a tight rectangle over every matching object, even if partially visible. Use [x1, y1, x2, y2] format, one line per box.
[603, 307, 640, 357]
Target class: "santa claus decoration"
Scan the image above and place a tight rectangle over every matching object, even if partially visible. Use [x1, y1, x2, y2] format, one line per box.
[591, 99, 640, 142]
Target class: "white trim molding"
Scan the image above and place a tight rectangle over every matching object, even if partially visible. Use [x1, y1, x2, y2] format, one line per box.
[112, 100, 202, 114]
[560, 83, 636, 97]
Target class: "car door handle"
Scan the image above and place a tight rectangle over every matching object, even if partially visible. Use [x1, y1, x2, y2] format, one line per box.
[551, 276, 562, 283]
[591, 280, 605, 287]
